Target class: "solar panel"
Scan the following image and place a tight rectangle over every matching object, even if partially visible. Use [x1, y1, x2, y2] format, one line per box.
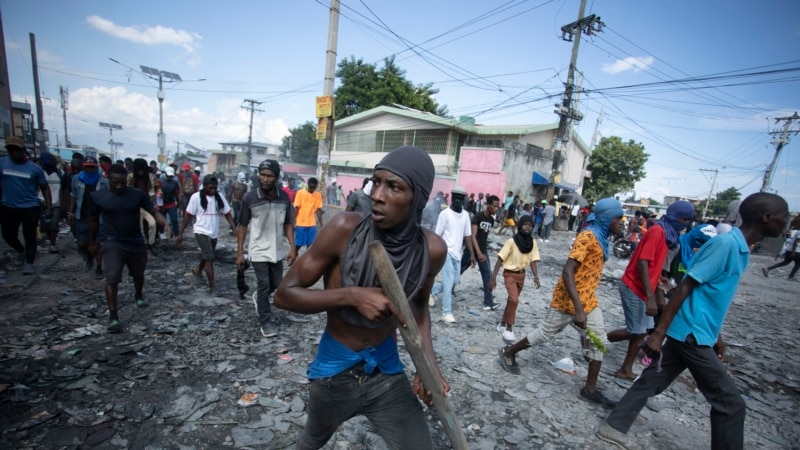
[140, 65, 160, 77]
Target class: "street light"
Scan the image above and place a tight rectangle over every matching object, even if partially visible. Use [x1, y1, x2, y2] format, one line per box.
[99, 122, 122, 161]
[140, 65, 182, 159]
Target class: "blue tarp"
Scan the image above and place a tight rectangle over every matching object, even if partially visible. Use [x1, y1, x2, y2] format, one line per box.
[554, 181, 578, 192]
[531, 171, 549, 185]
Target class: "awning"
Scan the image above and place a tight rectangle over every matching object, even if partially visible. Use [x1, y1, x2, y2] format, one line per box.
[329, 160, 366, 168]
[554, 181, 578, 192]
[531, 171, 549, 185]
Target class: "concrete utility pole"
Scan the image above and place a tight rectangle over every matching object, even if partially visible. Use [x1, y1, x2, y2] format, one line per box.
[548, 0, 603, 199]
[242, 99, 263, 170]
[30, 33, 45, 155]
[700, 168, 718, 219]
[761, 112, 799, 192]
[60, 85, 69, 147]
[317, 0, 340, 188]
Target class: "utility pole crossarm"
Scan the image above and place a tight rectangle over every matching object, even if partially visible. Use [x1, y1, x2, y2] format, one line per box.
[761, 112, 798, 192]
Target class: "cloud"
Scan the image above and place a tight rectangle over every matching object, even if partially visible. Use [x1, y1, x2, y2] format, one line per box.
[602, 56, 654, 74]
[86, 15, 202, 55]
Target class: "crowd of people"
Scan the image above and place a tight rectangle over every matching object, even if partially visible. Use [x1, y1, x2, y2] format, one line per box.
[1, 139, 797, 449]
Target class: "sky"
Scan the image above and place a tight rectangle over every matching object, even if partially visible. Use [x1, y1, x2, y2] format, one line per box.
[2, 0, 800, 210]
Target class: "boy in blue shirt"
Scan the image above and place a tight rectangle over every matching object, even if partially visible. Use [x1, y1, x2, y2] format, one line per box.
[598, 192, 789, 450]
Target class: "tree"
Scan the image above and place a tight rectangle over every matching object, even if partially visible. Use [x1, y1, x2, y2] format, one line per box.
[280, 121, 318, 165]
[706, 186, 741, 217]
[582, 136, 648, 202]
[333, 56, 447, 120]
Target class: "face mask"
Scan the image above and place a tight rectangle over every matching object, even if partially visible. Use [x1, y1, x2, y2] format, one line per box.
[450, 197, 464, 213]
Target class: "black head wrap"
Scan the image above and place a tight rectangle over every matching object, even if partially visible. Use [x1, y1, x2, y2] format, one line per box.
[339, 146, 435, 328]
[258, 159, 280, 177]
[513, 215, 534, 254]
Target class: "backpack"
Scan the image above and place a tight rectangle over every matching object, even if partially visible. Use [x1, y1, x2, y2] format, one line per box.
[161, 178, 179, 204]
[181, 172, 196, 194]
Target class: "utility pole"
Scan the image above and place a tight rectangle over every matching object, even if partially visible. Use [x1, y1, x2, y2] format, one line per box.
[761, 112, 799, 192]
[700, 168, 718, 219]
[173, 140, 182, 156]
[548, 0, 603, 199]
[242, 99, 263, 170]
[60, 85, 69, 147]
[30, 33, 45, 155]
[316, 0, 340, 192]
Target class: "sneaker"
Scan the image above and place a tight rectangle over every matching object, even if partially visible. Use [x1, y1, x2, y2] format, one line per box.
[762, 267, 769, 277]
[596, 422, 634, 449]
[483, 305, 492, 311]
[107, 319, 122, 333]
[537, 238, 543, 242]
[48, 244, 58, 253]
[260, 321, 278, 338]
[579, 387, 617, 410]
[502, 330, 516, 342]
[22, 263, 35, 275]
[441, 313, 456, 323]
[428, 294, 435, 307]
[497, 323, 505, 333]
[498, 346, 521, 375]
[544, 239, 550, 243]
[159, 233, 168, 240]
[135, 297, 149, 308]
[489, 302, 500, 310]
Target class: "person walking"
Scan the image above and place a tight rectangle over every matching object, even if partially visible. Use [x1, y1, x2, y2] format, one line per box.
[540, 199, 556, 242]
[762, 215, 800, 280]
[86, 164, 169, 333]
[37, 152, 63, 253]
[499, 198, 624, 410]
[274, 146, 450, 450]
[473, 195, 501, 310]
[158, 166, 181, 237]
[569, 200, 580, 232]
[0, 137, 53, 275]
[597, 193, 788, 450]
[69, 156, 109, 277]
[345, 178, 372, 213]
[236, 160, 296, 337]
[293, 177, 323, 251]
[489, 215, 541, 342]
[176, 174, 236, 294]
[429, 185, 476, 323]
[607, 201, 695, 381]
[228, 172, 248, 225]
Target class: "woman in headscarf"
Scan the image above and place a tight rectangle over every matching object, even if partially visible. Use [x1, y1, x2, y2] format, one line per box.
[488, 214, 541, 343]
[499, 198, 624, 409]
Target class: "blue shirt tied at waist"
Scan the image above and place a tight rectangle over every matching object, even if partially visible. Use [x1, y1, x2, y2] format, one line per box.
[307, 330, 405, 379]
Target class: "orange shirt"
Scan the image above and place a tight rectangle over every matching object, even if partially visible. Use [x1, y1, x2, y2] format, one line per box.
[293, 189, 322, 227]
[550, 231, 606, 315]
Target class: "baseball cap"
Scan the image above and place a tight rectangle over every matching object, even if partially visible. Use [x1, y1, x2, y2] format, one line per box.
[182, 163, 191, 171]
[194, 166, 201, 172]
[4, 136, 25, 150]
[83, 156, 99, 167]
[165, 167, 175, 176]
[541, 200, 548, 204]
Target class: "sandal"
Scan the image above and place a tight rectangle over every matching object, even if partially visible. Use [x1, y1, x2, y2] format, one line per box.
[499, 347, 521, 375]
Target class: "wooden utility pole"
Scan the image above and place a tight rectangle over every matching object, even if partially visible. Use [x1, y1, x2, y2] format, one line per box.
[316, 0, 340, 198]
[30, 33, 45, 155]
[242, 99, 263, 170]
[761, 112, 799, 192]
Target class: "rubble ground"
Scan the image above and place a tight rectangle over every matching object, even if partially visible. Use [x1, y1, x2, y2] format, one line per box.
[1, 213, 798, 449]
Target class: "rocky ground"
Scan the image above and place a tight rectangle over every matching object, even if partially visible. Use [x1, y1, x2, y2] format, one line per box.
[1, 208, 799, 449]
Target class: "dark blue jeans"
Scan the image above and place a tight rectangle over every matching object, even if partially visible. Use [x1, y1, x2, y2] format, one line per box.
[296, 363, 432, 449]
[163, 206, 179, 236]
[606, 335, 745, 450]
[251, 261, 283, 325]
[477, 258, 493, 306]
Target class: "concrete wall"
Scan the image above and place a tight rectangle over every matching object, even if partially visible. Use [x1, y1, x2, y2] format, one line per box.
[457, 147, 506, 200]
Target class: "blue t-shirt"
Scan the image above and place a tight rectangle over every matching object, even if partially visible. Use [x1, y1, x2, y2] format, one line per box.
[0, 156, 47, 208]
[667, 227, 749, 346]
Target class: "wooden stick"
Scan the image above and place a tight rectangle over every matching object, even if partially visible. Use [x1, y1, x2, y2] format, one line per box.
[368, 241, 469, 450]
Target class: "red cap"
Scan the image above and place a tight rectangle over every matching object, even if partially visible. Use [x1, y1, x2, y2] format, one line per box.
[182, 163, 191, 171]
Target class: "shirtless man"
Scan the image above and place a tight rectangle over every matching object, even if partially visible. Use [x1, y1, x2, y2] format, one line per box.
[274, 146, 449, 449]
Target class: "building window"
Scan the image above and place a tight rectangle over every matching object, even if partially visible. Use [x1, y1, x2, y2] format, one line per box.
[336, 129, 451, 154]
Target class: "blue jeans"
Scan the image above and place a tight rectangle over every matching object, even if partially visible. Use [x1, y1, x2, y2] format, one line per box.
[163, 206, 179, 236]
[252, 261, 283, 325]
[431, 254, 461, 314]
[541, 223, 552, 240]
[477, 259, 493, 306]
[296, 363, 432, 449]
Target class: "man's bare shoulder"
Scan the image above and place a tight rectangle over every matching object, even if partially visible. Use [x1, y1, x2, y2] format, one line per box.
[423, 228, 447, 259]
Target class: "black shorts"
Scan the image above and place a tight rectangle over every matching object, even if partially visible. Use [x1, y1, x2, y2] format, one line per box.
[102, 243, 148, 284]
[195, 234, 217, 261]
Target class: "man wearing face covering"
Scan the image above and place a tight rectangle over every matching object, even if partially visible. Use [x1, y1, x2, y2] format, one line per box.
[274, 146, 450, 450]
[429, 185, 476, 323]
[607, 200, 695, 381]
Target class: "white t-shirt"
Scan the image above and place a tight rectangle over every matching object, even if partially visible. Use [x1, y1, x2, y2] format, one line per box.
[782, 230, 799, 254]
[185, 192, 231, 239]
[435, 207, 472, 260]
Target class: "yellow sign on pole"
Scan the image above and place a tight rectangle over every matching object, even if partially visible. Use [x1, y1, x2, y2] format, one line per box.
[316, 118, 329, 140]
[316, 96, 334, 118]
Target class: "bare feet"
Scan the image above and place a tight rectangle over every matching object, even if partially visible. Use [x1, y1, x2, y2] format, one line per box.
[613, 370, 637, 381]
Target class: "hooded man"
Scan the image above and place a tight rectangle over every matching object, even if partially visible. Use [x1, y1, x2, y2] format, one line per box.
[499, 198, 624, 411]
[274, 146, 450, 449]
[428, 185, 476, 323]
[608, 200, 695, 381]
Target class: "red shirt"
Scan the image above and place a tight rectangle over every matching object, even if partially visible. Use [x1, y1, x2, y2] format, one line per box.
[621, 225, 668, 301]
